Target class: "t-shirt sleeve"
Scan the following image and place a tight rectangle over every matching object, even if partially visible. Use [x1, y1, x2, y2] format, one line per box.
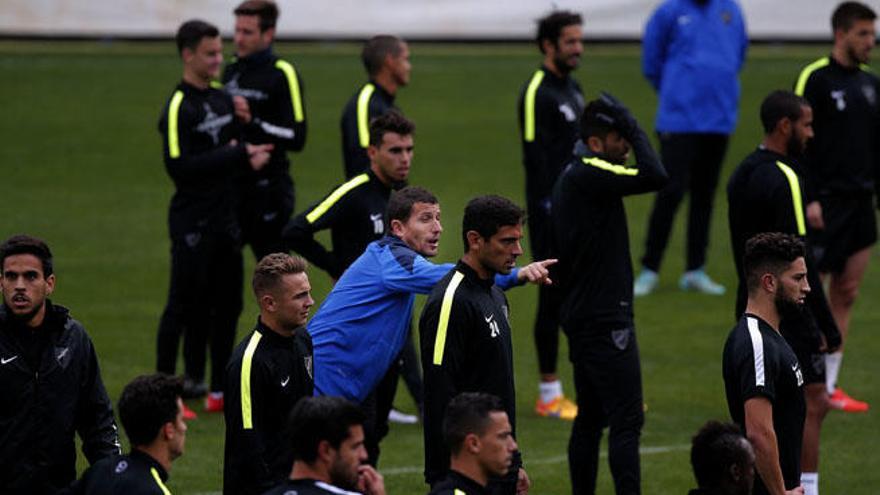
[735, 336, 777, 403]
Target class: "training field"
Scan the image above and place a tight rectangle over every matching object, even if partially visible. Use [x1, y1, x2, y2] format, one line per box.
[2, 40, 879, 494]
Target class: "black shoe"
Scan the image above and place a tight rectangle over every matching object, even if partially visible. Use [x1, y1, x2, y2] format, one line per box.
[182, 377, 208, 399]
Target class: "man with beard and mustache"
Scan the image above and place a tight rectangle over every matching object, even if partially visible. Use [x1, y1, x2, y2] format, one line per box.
[262, 396, 386, 495]
[517, 8, 584, 423]
[633, 0, 747, 297]
[793, 1, 878, 416]
[723, 233, 809, 495]
[727, 91, 842, 495]
[0, 235, 120, 493]
[551, 94, 667, 495]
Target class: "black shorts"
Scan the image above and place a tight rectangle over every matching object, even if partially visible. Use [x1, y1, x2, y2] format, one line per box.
[781, 321, 825, 385]
[811, 196, 877, 273]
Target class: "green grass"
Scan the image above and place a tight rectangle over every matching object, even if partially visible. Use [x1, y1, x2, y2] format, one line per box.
[1, 40, 878, 494]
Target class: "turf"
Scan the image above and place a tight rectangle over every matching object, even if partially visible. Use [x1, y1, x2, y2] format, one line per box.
[1, 40, 878, 494]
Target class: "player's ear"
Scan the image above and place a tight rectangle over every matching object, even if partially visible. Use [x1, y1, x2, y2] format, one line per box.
[464, 433, 481, 454]
[367, 144, 379, 162]
[317, 439, 334, 463]
[760, 272, 777, 294]
[389, 218, 406, 237]
[541, 38, 555, 56]
[260, 293, 276, 312]
[466, 230, 483, 252]
[45, 273, 56, 295]
[586, 135, 605, 155]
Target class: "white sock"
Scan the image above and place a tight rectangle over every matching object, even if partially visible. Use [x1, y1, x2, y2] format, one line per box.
[825, 351, 843, 394]
[801, 472, 818, 495]
[209, 391, 223, 400]
[539, 380, 563, 403]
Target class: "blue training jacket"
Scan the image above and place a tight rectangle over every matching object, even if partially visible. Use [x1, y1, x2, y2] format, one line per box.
[308, 235, 521, 402]
[642, 0, 748, 134]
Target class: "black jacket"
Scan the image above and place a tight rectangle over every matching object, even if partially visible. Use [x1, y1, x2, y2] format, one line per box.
[419, 262, 521, 485]
[518, 65, 585, 212]
[428, 470, 490, 495]
[795, 55, 880, 201]
[340, 81, 397, 178]
[283, 169, 394, 279]
[262, 478, 359, 495]
[551, 129, 667, 329]
[158, 80, 249, 240]
[224, 319, 314, 495]
[62, 450, 170, 495]
[727, 147, 841, 351]
[0, 302, 120, 494]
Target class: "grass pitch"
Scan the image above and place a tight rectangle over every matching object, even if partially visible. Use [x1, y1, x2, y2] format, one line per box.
[1, 40, 878, 494]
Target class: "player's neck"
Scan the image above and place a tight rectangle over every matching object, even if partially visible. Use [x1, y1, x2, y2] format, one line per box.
[760, 136, 787, 156]
[831, 46, 859, 69]
[290, 461, 332, 485]
[135, 444, 172, 473]
[260, 315, 295, 338]
[373, 71, 398, 96]
[461, 253, 494, 280]
[744, 299, 780, 333]
[449, 459, 489, 488]
[543, 57, 568, 78]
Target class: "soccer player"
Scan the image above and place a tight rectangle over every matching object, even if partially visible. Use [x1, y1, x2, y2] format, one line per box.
[517, 9, 584, 421]
[307, 186, 553, 465]
[793, 0, 878, 413]
[722, 233, 808, 495]
[341, 35, 410, 178]
[688, 421, 756, 495]
[285, 111, 423, 424]
[551, 94, 667, 495]
[633, 0, 748, 296]
[223, 253, 315, 495]
[262, 396, 386, 495]
[64, 374, 187, 495]
[428, 393, 519, 495]
[155, 19, 272, 414]
[726, 90, 842, 495]
[224, 0, 307, 261]
[0, 234, 120, 493]
[420, 195, 539, 494]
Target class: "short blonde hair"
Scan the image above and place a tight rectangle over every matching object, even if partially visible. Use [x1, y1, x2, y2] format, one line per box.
[252, 253, 307, 297]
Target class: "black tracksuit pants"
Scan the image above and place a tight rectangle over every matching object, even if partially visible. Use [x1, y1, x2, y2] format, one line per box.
[641, 133, 728, 272]
[528, 203, 563, 375]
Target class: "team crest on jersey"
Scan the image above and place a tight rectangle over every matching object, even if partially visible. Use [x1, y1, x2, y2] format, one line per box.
[611, 328, 630, 350]
[831, 90, 847, 111]
[115, 460, 129, 474]
[559, 103, 577, 122]
[862, 84, 877, 106]
[304, 356, 313, 380]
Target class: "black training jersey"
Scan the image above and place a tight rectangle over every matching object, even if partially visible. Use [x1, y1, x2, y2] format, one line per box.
[158, 80, 249, 240]
[794, 55, 880, 199]
[63, 451, 170, 495]
[428, 470, 490, 495]
[282, 170, 394, 279]
[722, 315, 805, 495]
[224, 320, 314, 495]
[419, 262, 521, 486]
[223, 48, 307, 181]
[261, 478, 359, 495]
[340, 81, 397, 178]
[551, 130, 667, 329]
[726, 147, 840, 349]
[518, 66, 585, 210]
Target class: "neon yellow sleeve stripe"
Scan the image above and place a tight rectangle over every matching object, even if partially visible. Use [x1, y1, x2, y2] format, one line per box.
[582, 156, 639, 176]
[775, 161, 807, 236]
[209, 80, 223, 89]
[357, 83, 377, 148]
[794, 57, 829, 96]
[240, 331, 263, 430]
[151, 467, 172, 495]
[454, 490, 467, 495]
[433, 271, 466, 366]
[275, 60, 305, 123]
[306, 174, 370, 224]
[167, 90, 185, 159]
[523, 69, 545, 142]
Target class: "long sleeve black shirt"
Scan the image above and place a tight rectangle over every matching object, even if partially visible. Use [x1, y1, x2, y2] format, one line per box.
[726, 147, 840, 350]
[157, 81, 249, 240]
[419, 261, 521, 486]
[223, 48, 307, 186]
[794, 54, 880, 201]
[340, 81, 397, 178]
[282, 169, 394, 279]
[63, 450, 170, 495]
[551, 129, 667, 329]
[223, 319, 314, 495]
[517, 65, 585, 211]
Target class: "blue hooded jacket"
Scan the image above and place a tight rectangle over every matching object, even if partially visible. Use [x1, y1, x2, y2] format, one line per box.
[642, 0, 748, 133]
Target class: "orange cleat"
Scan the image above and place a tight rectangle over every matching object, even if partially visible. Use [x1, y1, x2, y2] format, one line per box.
[181, 402, 198, 421]
[829, 387, 869, 413]
[205, 392, 225, 413]
[535, 395, 578, 420]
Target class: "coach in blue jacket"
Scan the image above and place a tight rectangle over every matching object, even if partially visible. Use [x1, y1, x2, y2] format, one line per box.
[307, 186, 553, 466]
[634, 0, 748, 297]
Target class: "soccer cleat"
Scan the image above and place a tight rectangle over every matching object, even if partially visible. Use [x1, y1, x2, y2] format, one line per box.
[205, 392, 224, 413]
[387, 408, 419, 424]
[535, 395, 578, 420]
[182, 377, 208, 399]
[829, 387, 869, 413]
[679, 269, 726, 295]
[181, 402, 198, 421]
[633, 269, 659, 297]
